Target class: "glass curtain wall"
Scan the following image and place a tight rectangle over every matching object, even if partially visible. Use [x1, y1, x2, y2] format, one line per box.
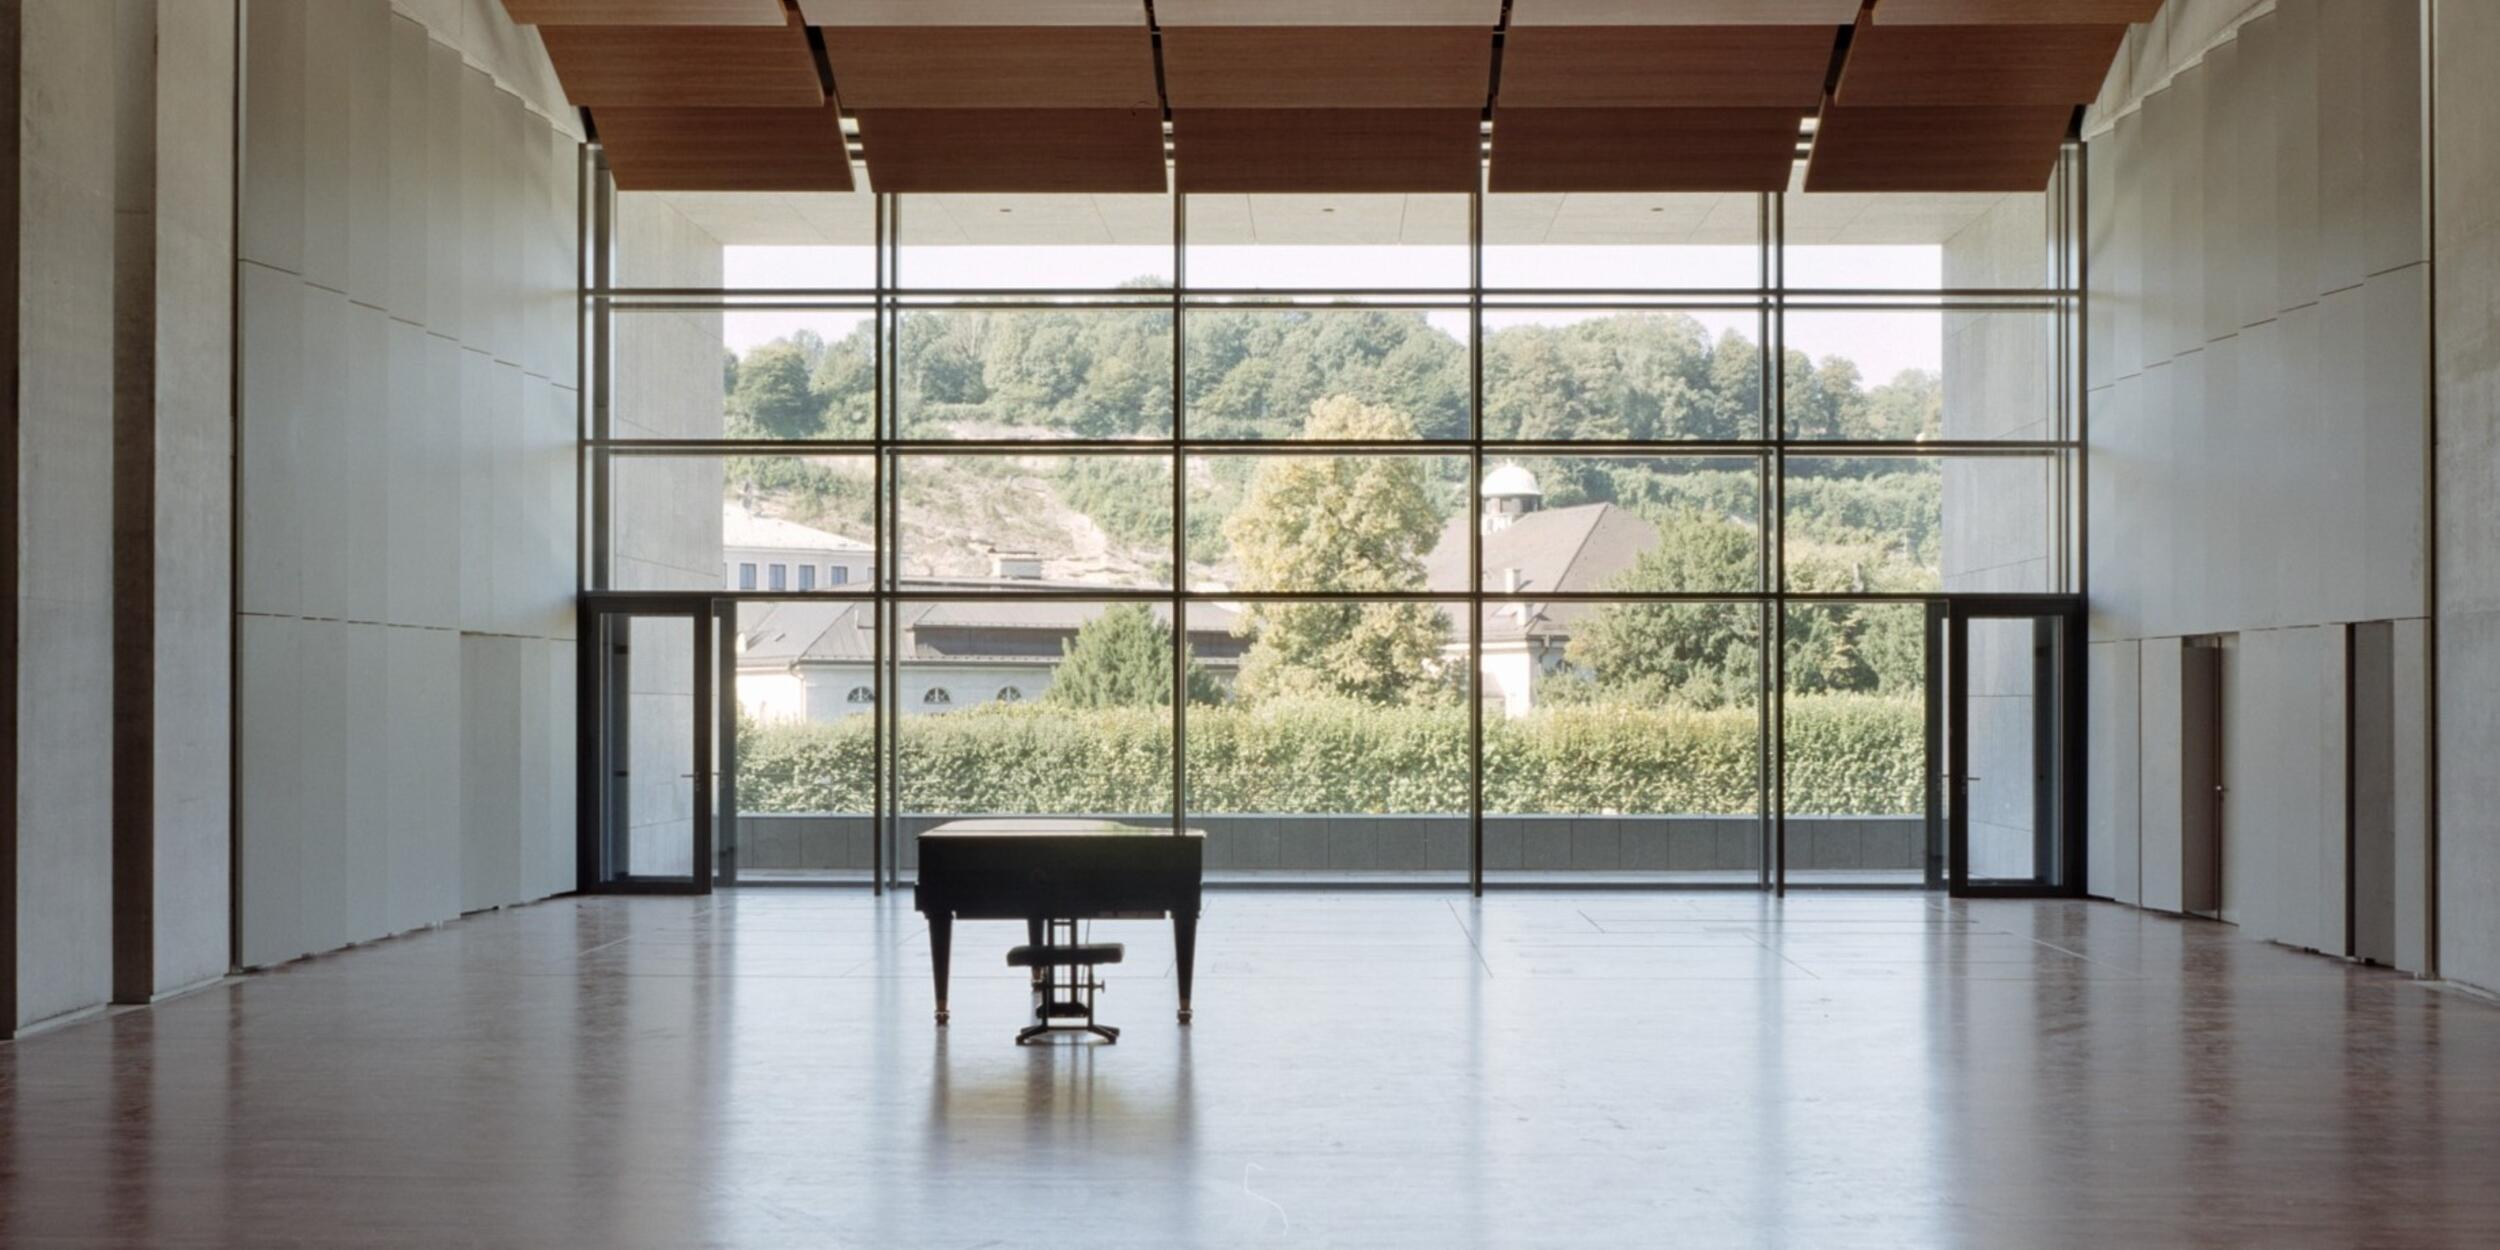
[584, 156, 2082, 889]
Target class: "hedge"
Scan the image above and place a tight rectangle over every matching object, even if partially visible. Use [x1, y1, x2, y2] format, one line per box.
[738, 693, 1922, 817]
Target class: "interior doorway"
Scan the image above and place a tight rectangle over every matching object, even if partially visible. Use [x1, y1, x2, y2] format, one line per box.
[2180, 635, 2226, 919]
[1940, 598, 2086, 896]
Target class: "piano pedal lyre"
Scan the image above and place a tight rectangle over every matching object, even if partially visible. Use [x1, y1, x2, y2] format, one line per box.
[1007, 919, 1124, 1044]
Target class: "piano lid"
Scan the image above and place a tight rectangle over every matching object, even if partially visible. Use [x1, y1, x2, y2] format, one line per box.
[919, 818, 1205, 838]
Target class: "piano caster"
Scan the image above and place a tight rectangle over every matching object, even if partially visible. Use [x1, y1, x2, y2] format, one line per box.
[1178, 1005, 1192, 1025]
[935, 1007, 949, 1026]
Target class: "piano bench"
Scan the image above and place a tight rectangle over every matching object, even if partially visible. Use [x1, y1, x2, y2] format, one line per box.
[1006, 942, 1125, 969]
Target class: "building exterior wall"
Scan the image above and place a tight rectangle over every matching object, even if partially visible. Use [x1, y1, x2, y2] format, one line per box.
[2080, 0, 2434, 966]
[233, 0, 579, 967]
[723, 542, 872, 592]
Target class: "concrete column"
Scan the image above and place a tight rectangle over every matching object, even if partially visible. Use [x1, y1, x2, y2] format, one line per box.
[2433, 0, 2500, 993]
[110, 0, 235, 1005]
[4, 0, 120, 1033]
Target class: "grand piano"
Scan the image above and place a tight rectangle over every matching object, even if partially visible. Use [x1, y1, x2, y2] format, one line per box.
[914, 819, 1204, 1029]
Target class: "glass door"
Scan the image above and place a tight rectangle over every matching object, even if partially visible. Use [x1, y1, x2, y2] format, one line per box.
[579, 595, 732, 893]
[1943, 598, 2084, 896]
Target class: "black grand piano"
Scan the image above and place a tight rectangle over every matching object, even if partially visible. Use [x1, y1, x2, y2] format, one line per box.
[914, 819, 1204, 1036]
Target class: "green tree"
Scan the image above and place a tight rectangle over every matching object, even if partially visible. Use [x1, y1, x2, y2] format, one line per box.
[729, 340, 824, 439]
[1225, 396, 1455, 705]
[1564, 509, 1761, 709]
[1047, 603, 1221, 708]
[809, 325, 877, 439]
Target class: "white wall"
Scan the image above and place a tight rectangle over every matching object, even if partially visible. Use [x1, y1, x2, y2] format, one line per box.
[234, 0, 577, 967]
[2432, 0, 2500, 993]
[2082, 0, 2434, 965]
[6, 0, 120, 1030]
[113, 0, 239, 1005]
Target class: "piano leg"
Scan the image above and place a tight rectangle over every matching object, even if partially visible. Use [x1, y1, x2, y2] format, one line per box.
[1173, 910, 1197, 1024]
[928, 913, 952, 1025]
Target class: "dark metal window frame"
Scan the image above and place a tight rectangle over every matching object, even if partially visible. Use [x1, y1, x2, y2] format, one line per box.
[578, 148, 2089, 898]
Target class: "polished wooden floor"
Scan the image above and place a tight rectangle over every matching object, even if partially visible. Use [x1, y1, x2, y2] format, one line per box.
[6, 890, 2498, 1248]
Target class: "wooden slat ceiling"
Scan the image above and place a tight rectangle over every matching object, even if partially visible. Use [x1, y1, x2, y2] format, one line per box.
[1161, 27, 1492, 110]
[539, 19, 824, 108]
[504, 0, 788, 24]
[797, 1, 1144, 24]
[1156, 1, 1502, 23]
[1836, 24, 2129, 106]
[856, 109, 1165, 193]
[1802, 105, 2074, 192]
[823, 27, 1159, 110]
[1508, 0, 1862, 23]
[1174, 109, 1480, 193]
[1869, 0, 2165, 24]
[1491, 107, 1803, 192]
[507, 0, 2163, 194]
[1498, 26, 1837, 109]
[594, 103, 854, 191]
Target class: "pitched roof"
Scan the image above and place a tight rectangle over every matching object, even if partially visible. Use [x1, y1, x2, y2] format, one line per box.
[735, 589, 1243, 669]
[1422, 502, 1659, 597]
[722, 503, 871, 552]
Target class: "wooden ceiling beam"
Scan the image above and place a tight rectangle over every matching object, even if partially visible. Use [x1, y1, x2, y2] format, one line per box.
[1155, 1, 1501, 23]
[1836, 23, 2129, 106]
[856, 108, 1166, 193]
[1161, 27, 1493, 109]
[540, 19, 825, 108]
[592, 102, 855, 191]
[502, 0, 789, 24]
[1802, 104, 2072, 192]
[796, 1, 1146, 24]
[1499, 26, 1838, 108]
[1507, 0, 1862, 24]
[1868, 0, 2164, 24]
[1174, 109, 1480, 193]
[1490, 107, 1802, 192]
[824, 26, 1160, 109]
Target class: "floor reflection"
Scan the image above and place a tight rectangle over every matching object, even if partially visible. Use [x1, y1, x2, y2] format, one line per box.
[2, 890, 2497, 1248]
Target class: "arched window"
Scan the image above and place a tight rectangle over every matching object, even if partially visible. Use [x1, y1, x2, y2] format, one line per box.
[996, 686, 1023, 703]
[923, 688, 951, 706]
[845, 686, 874, 704]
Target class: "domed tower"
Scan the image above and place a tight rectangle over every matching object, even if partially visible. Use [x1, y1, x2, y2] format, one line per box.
[1480, 462, 1543, 534]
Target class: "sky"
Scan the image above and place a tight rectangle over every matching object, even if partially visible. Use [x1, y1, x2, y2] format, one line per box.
[712, 243, 1955, 387]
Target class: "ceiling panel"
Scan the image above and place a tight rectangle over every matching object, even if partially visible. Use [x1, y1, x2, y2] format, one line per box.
[540, 21, 824, 107]
[896, 194, 1173, 245]
[503, 0, 789, 24]
[1802, 104, 2072, 192]
[824, 27, 1159, 109]
[856, 108, 1166, 193]
[1836, 24, 2128, 105]
[1156, 1, 1500, 23]
[1174, 109, 1480, 193]
[642, 191, 881, 244]
[1188, 193, 1472, 244]
[1161, 27, 1492, 109]
[1499, 26, 1837, 108]
[1869, 0, 2165, 24]
[593, 103, 856, 191]
[1490, 106, 1801, 192]
[1508, 0, 1861, 23]
[798, 1, 1146, 24]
